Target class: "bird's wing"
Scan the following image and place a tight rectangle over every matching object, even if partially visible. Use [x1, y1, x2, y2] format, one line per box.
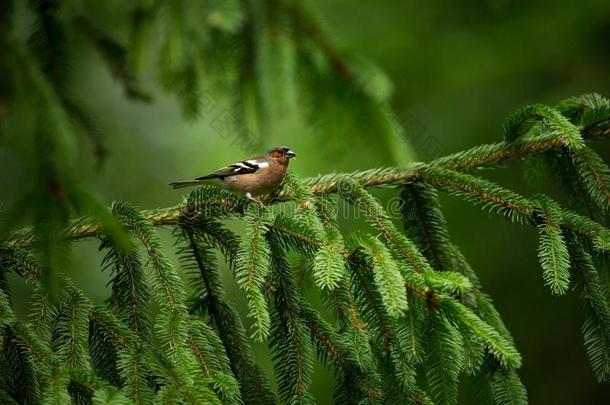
[196, 156, 269, 180]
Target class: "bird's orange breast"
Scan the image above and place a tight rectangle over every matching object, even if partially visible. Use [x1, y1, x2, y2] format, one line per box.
[224, 164, 287, 195]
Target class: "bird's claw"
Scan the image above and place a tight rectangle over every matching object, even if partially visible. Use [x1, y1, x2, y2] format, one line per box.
[245, 192, 265, 207]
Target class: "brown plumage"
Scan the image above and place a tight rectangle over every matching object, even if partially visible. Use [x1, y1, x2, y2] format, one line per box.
[169, 146, 296, 203]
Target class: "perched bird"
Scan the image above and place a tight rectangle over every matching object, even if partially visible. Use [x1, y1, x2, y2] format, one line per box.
[169, 146, 296, 204]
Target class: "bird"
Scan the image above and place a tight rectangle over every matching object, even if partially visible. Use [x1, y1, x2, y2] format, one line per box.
[169, 146, 296, 205]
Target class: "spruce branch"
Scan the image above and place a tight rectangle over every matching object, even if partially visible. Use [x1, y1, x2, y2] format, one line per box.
[111, 201, 188, 314]
[483, 364, 528, 405]
[67, 370, 131, 405]
[268, 243, 315, 404]
[400, 183, 456, 271]
[186, 320, 241, 404]
[534, 196, 571, 295]
[566, 234, 610, 382]
[567, 146, 610, 213]
[0, 291, 72, 402]
[338, 178, 432, 274]
[54, 288, 92, 372]
[418, 167, 610, 248]
[299, 304, 384, 402]
[208, 300, 277, 404]
[558, 93, 610, 140]
[0, 248, 157, 402]
[284, 173, 348, 290]
[5, 121, 610, 248]
[176, 221, 276, 403]
[399, 182, 519, 346]
[424, 310, 464, 405]
[99, 235, 151, 339]
[347, 250, 421, 396]
[503, 103, 583, 150]
[235, 205, 520, 378]
[235, 205, 273, 342]
[13, 4, 610, 402]
[441, 298, 521, 369]
[177, 224, 225, 315]
[1, 232, 225, 404]
[352, 233, 409, 318]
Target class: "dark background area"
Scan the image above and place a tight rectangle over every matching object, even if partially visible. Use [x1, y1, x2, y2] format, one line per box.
[2, 1, 610, 403]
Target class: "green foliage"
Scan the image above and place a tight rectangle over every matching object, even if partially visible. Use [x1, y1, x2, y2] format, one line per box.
[111, 201, 188, 314]
[338, 177, 433, 274]
[2, 0, 610, 402]
[0, 126, 595, 402]
[566, 147, 610, 215]
[176, 213, 276, 403]
[312, 240, 346, 291]
[488, 368, 528, 405]
[441, 298, 521, 369]
[285, 172, 347, 290]
[400, 183, 456, 271]
[503, 103, 583, 149]
[420, 166, 535, 224]
[424, 310, 464, 405]
[534, 196, 571, 295]
[557, 93, 610, 136]
[100, 234, 150, 339]
[268, 244, 315, 404]
[567, 234, 610, 382]
[54, 288, 92, 371]
[235, 205, 273, 342]
[353, 233, 408, 318]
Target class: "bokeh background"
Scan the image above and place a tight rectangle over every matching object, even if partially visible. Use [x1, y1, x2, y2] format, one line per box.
[2, 1, 610, 403]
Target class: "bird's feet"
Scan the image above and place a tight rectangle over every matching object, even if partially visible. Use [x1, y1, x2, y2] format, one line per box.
[245, 192, 265, 207]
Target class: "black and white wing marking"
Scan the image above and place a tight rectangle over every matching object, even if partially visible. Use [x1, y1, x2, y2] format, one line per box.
[228, 158, 270, 174]
[196, 158, 269, 180]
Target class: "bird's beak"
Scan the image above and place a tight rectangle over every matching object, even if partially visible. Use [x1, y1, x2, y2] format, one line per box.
[286, 149, 296, 158]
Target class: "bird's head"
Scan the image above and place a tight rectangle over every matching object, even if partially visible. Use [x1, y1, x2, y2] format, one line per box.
[267, 146, 296, 164]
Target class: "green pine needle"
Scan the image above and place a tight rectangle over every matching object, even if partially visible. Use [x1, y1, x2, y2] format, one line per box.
[489, 369, 528, 405]
[503, 103, 584, 150]
[424, 311, 465, 405]
[353, 233, 408, 318]
[442, 298, 522, 369]
[235, 206, 273, 341]
[312, 241, 346, 290]
[534, 196, 571, 295]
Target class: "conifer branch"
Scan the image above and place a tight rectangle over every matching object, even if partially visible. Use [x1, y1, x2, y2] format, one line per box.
[424, 310, 464, 405]
[566, 233, 610, 382]
[112, 201, 188, 313]
[100, 235, 150, 339]
[8, 0, 610, 400]
[417, 167, 610, 248]
[236, 206, 273, 341]
[268, 243, 315, 404]
[177, 221, 277, 403]
[400, 183, 454, 271]
[5, 123, 610, 249]
[299, 304, 385, 402]
[347, 250, 422, 397]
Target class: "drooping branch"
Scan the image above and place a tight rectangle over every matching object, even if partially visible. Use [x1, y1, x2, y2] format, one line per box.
[417, 166, 610, 248]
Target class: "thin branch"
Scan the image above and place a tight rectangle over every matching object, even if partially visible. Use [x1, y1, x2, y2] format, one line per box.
[418, 167, 609, 245]
[4, 131, 610, 248]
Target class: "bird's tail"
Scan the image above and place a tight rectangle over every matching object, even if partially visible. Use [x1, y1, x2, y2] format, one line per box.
[169, 180, 208, 189]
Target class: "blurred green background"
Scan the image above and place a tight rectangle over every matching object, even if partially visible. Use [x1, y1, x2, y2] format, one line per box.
[2, 0, 610, 403]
